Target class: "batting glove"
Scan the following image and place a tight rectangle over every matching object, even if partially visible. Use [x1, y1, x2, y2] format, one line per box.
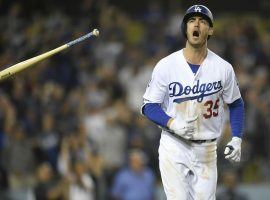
[224, 137, 242, 162]
[168, 116, 198, 140]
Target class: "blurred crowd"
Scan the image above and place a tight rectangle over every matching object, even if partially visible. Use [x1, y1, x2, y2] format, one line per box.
[0, 0, 269, 200]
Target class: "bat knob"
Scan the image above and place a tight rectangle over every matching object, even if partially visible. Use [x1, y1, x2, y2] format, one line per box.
[224, 145, 234, 155]
[92, 29, 99, 37]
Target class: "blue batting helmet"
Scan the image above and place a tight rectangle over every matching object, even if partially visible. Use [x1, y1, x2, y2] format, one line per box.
[181, 5, 214, 39]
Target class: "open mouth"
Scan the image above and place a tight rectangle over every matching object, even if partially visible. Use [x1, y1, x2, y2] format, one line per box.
[193, 30, 200, 37]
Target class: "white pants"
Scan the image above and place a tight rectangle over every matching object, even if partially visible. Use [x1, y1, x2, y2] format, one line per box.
[159, 132, 217, 200]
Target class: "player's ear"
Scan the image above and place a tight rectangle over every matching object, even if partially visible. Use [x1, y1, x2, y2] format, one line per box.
[208, 27, 214, 36]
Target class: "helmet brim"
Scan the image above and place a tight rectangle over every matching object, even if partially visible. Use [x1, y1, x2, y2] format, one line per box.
[183, 12, 213, 27]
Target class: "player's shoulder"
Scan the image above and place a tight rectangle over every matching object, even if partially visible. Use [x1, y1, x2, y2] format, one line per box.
[207, 49, 233, 70]
[154, 50, 182, 71]
[159, 49, 182, 64]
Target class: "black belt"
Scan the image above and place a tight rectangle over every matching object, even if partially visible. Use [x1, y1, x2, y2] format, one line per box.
[190, 138, 217, 144]
[163, 128, 217, 144]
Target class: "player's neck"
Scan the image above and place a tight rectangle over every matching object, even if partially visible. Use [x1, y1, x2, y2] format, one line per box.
[183, 42, 208, 65]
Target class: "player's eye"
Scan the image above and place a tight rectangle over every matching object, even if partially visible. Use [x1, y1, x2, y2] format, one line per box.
[200, 19, 209, 26]
[188, 17, 196, 22]
[200, 19, 207, 24]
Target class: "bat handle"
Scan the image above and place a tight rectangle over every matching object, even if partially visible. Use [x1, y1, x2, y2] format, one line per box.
[66, 29, 99, 47]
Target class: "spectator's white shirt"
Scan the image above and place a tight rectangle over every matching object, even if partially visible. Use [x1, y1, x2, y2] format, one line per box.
[69, 174, 95, 200]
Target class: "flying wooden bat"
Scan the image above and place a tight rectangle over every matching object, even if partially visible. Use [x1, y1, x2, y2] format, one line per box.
[0, 28, 99, 81]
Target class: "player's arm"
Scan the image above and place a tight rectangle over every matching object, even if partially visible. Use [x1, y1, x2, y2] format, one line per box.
[224, 98, 245, 162]
[222, 65, 245, 162]
[141, 60, 170, 128]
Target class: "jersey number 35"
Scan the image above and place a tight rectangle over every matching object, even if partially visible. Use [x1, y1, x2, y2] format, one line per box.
[203, 98, 220, 119]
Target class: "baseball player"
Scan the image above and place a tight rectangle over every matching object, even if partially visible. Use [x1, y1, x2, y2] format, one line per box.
[141, 5, 244, 200]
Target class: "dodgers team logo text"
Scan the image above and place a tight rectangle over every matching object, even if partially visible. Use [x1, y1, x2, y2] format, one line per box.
[169, 80, 223, 103]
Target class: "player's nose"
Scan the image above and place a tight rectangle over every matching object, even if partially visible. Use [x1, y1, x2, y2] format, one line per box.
[193, 18, 200, 27]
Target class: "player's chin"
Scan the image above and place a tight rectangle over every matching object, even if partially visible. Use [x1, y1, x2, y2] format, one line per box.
[189, 40, 204, 48]
[189, 36, 207, 47]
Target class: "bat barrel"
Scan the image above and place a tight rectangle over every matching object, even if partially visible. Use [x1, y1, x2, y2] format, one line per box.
[0, 45, 68, 80]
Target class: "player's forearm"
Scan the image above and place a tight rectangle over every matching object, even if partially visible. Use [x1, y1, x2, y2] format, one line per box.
[228, 98, 245, 137]
[142, 103, 171, 127]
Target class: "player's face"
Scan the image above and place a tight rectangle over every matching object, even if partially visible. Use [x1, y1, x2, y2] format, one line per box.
[186, 16, 213, 47]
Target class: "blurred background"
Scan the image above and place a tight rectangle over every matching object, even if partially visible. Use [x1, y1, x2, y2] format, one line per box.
[0, 0, 270, 199]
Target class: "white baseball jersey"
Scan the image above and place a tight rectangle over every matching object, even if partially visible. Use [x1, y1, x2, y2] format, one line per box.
[143, 49, 241, 140]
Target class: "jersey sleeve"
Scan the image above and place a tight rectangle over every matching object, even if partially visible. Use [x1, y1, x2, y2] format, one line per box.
[143, 61, 167, 104]
[222, 65, 241, 104]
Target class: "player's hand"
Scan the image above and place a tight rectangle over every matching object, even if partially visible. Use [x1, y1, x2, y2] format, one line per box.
[168, 116, 198, 140]
[224, 137, 242, 162]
